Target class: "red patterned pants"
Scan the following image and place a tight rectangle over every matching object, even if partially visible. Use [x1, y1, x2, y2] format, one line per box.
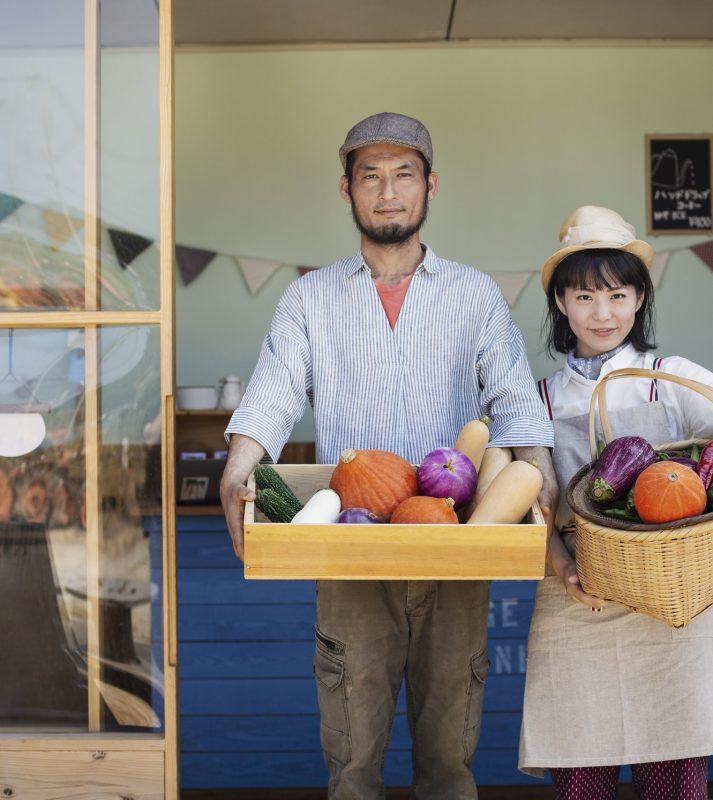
[551, 758, 708, 800]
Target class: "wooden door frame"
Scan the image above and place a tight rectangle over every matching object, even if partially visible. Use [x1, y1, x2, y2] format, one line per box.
[0, 1, 179, 797]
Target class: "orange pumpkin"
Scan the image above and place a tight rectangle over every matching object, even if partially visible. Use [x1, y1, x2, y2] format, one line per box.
[330, 448, 418, 520]
[633, 461, 707, 523]
[390, 495, 458, 525]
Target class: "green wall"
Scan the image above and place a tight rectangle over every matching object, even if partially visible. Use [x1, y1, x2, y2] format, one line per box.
[176, 46, 713, 441]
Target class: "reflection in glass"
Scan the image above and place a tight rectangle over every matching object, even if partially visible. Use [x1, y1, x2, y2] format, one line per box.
[0, 0, 160, 312]
[0, 326, 163, 731]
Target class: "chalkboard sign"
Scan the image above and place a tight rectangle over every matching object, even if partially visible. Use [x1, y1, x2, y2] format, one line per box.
[646, 135, 712, 235]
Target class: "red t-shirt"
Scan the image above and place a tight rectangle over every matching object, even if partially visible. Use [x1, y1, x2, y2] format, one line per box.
[373, 272, 414, 329]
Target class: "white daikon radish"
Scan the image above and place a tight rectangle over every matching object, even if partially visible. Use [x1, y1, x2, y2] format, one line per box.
[291, 488, 341, 524]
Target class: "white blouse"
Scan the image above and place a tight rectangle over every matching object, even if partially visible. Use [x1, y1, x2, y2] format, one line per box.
[540, 343, 713, 442]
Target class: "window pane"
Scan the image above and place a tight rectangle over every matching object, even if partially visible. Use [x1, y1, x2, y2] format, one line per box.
[0, 325, 163, 732]
[0, 0, 160, 313]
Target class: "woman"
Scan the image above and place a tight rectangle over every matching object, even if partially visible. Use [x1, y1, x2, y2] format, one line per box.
[519, 205, 713, 799]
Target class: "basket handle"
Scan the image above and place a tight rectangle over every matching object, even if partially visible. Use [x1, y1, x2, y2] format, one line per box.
[587, 367, 713, 461]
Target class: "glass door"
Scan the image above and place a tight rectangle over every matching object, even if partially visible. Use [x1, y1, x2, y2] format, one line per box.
[0, 1, 177, 797]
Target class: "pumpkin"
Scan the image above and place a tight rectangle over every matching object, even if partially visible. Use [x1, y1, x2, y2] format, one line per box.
[633, 461, 707, 524]
[329, 448, 418, 520]
[390, 495, 458, 525]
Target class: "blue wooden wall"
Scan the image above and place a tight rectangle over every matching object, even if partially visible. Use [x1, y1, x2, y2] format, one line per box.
[147, 515, 545, 790]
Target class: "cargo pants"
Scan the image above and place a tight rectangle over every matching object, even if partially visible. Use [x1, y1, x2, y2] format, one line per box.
[314, 579, 490, 800]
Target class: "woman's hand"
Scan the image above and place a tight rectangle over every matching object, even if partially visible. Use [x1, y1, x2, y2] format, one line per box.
[547, 523, 606, 609]
[557, 557, 606, 609]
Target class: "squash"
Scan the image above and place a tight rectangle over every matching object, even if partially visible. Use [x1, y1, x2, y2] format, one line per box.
[390, 495, 458, 525]
[329, 448, 418, 520]
[454, 418, 489, 472]
[470, 447, 513, 512]
[467, 460, 542, 524]
[633, 461, 707, 523]
[291, 489, 341, 524]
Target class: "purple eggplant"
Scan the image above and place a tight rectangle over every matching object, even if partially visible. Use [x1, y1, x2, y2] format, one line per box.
[665, 456, 697, 470]
[587, 436, 657, 503]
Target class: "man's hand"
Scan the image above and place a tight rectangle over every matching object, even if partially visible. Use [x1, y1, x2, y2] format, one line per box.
[511, 445, 558, 531]
[219, 434, 266, 561]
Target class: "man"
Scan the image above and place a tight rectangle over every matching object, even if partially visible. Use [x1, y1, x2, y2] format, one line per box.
[221, 112, 556, 799]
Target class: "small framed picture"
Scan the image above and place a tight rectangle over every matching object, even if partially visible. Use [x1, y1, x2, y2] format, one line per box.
[179, 476, 209, 502]
[645, 134, 713, 235]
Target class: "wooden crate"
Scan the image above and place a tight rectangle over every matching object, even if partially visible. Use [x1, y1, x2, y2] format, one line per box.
[244, 465, 546, 580]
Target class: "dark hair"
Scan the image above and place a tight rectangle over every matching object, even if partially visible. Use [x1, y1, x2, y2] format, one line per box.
[543, 248, 656, 357]
[344, 148, 431, 189]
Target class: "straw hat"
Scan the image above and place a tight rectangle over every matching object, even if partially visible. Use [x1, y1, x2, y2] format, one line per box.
[541, 206, 654, 293]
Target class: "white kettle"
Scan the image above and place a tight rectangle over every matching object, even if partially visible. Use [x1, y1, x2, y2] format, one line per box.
[216, 375, 244, 410]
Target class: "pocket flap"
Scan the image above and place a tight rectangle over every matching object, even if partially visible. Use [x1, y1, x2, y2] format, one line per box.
[314, 648, 344, 691]
[470, 648, 489, 685]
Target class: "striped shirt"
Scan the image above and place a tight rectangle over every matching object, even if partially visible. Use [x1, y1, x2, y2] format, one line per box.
[226, 246, 554, 464]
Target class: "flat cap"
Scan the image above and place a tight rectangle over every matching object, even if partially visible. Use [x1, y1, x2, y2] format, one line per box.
[339, 112, 433, 170]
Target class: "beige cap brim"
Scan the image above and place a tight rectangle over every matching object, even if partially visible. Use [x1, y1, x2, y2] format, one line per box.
[540, 239, 654, 293]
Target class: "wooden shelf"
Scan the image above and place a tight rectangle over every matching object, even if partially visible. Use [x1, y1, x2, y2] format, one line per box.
[175, 409, 232, 416]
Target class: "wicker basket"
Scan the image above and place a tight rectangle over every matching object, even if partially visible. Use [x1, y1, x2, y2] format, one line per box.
[566, 367, 713, 628]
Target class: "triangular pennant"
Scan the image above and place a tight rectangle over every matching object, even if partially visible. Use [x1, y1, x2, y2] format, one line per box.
[236, 256, 283, 295]
[691, 240, 713, 273]
[488, 271, 532, 307]
[649, 251, 670, 289]
[0, 193, 23, 223]
[43, 209, 83, 249]
[108, 228, 153, 269]
[297, 266, 318, 277]
[176, 244, 217, 285]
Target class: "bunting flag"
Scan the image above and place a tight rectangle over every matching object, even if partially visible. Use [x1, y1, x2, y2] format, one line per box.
[4, 191, 713, 307]
[176, 243, 217, 286]
[43, 209, 83, 249]
[649, 251, 670, 289]
[0, 193, 23, 223]
[691, 240, 713, 273]
[488, 271, 532, 307]
[108, 228, 153, 269]
[235, 256, 283, 295]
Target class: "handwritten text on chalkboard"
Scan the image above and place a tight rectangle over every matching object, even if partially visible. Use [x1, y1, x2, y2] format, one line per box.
[646, 135, 712, 234]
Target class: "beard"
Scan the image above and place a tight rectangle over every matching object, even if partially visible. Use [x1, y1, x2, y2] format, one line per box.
[350, 191, 429, 246]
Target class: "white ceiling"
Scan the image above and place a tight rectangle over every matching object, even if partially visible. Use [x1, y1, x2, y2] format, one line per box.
[1, 0, 712, 49]
[175, 0, 713, 45]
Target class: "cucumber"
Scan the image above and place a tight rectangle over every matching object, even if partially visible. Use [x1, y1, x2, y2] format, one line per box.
[254, 487, 303, 523]
[255, 464, 301, 502]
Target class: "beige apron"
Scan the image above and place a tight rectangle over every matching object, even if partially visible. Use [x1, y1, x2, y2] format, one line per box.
[519, 399, 713, 777]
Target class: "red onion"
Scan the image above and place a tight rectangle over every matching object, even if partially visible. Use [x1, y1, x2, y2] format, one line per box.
[337, 507, 381, 524]
[417, 447, 478, 509]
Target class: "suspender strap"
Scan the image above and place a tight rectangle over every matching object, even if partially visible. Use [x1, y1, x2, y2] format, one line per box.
[649, 357, 664, 401]
[538, 378, 554, 421]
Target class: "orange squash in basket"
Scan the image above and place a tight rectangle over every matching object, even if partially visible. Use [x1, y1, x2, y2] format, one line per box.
[329, 448, 418, 520]
[390, 495, 458, 525]
[633, 461, 707, 524]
